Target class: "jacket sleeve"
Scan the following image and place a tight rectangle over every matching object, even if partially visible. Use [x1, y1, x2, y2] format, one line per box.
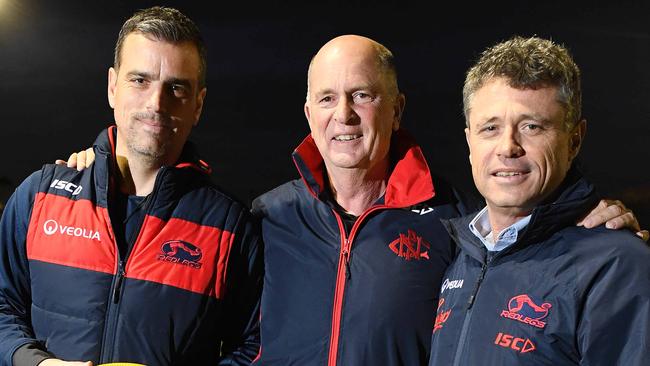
[0, 172, 48, 366]
[217, 208, 263, 365]
[577, 238, 650, 365]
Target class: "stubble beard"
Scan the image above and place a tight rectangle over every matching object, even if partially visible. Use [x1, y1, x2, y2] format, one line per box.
[124, 113, 174, 166]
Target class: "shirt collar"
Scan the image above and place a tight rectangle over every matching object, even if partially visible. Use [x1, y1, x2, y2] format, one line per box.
[469, 206, 531, 252]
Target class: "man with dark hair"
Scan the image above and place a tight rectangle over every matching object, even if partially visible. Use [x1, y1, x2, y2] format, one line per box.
[428, 36, 650, 365]
[0, 7, 262, 366]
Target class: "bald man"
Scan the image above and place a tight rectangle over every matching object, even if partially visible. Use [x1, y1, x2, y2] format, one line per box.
[250, 34, 465, 365]
[250, 35, 644, 366]
[60, 34, 642, 366]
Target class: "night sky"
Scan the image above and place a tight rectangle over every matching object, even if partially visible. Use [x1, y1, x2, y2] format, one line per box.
[1, 0, 648, 224]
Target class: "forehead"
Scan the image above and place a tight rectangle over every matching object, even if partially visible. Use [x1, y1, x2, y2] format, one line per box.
[309, 49, 388, 92]
[119, 33, 201, 80]
[469, 77, 564, 122]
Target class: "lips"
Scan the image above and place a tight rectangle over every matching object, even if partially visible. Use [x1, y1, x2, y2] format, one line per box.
[332, 134, 362, 141]
[490, 168, 531, 177]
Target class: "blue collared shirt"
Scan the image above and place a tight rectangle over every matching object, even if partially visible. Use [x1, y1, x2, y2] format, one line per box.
[468, 206, 531, 252]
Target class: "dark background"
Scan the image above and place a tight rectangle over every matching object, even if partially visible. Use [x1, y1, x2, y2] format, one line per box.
[1, 1, 648, 225]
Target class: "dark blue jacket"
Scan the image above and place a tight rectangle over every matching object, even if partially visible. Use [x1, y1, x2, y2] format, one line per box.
[252, 130, 475, 366]
[429, 172, 650, 365]
[0, 126, 263, 365]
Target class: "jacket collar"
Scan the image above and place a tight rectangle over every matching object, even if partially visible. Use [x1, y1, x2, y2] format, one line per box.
[291, 128, 436, 208]
[93, 125, 212, 175]
[443, 167, 599, 262]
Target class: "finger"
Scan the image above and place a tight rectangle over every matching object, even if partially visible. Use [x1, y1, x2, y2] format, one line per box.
[577, 199, 613, 226]
[85, 148, 95, 166]
[604, 212, 641, 232]
[66, 153, 78, 169]
[583, 204, 627, 228]
[54, 159, 67, 165]
[637, 230, 649, 242]
[77, 150, 87, 171]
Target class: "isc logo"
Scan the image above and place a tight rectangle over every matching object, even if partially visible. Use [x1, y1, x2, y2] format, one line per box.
[494, 332, 536, 353]
[50, 179, 83, 195]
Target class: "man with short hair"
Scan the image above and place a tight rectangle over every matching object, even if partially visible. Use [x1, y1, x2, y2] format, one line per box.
[59, 33, 643, 365]
[251, 35, 643, 365]
[0, 7, 262, 366]
[428, 36, 650, 365]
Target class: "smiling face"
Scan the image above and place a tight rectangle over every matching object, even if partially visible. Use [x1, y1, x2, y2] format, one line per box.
[466, 77, 584, 222]
[304, 36, 405, 176]
[108, 33, 206, 165]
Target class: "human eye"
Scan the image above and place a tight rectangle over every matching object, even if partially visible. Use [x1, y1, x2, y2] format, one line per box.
[521, 123, 544, 135]
[352, 92, 373, 104]
[129, 76, 147, 87]
[318, 95, 335, 107]
[478, 124, 498, 135]
[171, 84, 189, 98]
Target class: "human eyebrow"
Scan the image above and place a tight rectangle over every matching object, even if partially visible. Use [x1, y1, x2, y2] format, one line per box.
[473, 116, 500, 130]
[165, 77, 193, 89]
[312, 88, 335, 101]
[519, 113, 552, 125]
[125, 71, 153, 80]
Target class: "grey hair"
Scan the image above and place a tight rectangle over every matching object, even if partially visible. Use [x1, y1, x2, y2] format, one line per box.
[463, 36, 581, 130]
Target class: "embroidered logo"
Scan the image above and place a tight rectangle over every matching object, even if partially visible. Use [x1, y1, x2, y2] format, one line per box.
[42, 219, 101, 241]
[50, 179, 83, 195]
[388, 229, 430, 260]
[500, 294, 552, 329]
[157, 240, 203, 269]
[411, 207, 434, 215]
[433, 298, 452, 333]
[440, 278, 464, 294]
[494, 332, 536, 353]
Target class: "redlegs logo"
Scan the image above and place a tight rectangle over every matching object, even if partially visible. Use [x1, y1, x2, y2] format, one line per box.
[500, 294, 552, 329]
[157, 240, 203, 269]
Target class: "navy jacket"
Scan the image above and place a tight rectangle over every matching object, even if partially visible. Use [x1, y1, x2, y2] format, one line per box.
[429, 171, 650, 365]
[0, 127, 263, 365]
[252, 130, 475, 366]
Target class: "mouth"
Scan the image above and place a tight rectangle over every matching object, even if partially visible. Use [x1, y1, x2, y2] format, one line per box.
[494, 171, 525, 177]
[491, 169, 531, 178]
[332, 134, 362, 142]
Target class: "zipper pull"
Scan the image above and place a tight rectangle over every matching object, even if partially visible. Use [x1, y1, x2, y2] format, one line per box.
[344, 239, 351, 280]
[112, 261, 126, 303]
[345, 252, 351, 280]
[466, 263, 487, 309]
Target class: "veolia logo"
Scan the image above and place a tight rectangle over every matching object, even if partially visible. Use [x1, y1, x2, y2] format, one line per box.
[42, 219, 101, 241]
[43, 219, 58, 235]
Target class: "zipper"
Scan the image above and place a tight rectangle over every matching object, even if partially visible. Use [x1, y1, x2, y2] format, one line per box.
[98, 168, 165, 363]
[451, 261, 489, 366]
[327, 206, 385, 366]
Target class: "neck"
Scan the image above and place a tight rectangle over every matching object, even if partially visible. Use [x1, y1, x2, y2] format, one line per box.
[486, 205, 532, 237]
[114, 143, 175, 197]
[326, 159, 390, 216]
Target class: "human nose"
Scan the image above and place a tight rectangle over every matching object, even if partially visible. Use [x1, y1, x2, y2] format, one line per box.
[497, 127, 524, 158]
[333, 97, 356, 124]
[146, 84, 167, 113]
